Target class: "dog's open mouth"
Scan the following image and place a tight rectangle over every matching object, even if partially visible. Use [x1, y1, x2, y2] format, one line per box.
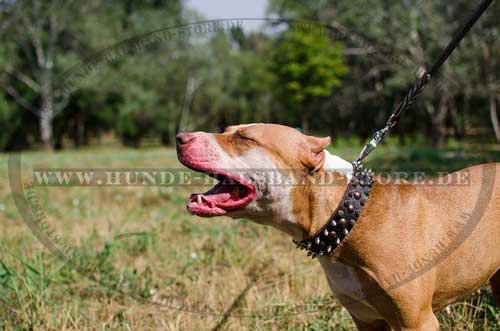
[186, 168, 256, 217]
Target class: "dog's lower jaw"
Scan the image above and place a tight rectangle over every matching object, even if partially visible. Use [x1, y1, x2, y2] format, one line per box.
[230, 205, 309, 239]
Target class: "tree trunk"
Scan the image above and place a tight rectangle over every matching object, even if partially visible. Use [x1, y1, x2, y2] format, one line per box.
[161, 131, 171, 146]
[462, 93, 471, 137]
[74, 109, 85, 147]
[489, 95, 500, 142]
[39, 67, 55, 150]
[430, 117, 445, 148]
[427, 96, 449, 148]
[39, 95, 54, 150]
[178, 77, 201, 132]
[301, 110, 310, 133]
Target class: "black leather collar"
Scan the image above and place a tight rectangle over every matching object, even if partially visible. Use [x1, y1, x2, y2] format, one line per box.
[293, 167, 374, 258]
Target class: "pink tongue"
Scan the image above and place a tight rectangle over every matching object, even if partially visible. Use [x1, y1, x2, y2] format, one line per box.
[201, 184, 240, 204]
[202, 192, 231, 203]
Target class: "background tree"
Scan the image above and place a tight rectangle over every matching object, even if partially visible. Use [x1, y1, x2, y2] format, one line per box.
[0, 1, 102, 149]
[271, 27, 348, 132]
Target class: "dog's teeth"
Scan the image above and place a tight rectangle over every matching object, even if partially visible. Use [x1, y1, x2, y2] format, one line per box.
[197, 195, 202, 204]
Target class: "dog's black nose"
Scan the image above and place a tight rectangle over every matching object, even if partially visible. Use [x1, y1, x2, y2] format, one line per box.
[176, 132, 196, 145]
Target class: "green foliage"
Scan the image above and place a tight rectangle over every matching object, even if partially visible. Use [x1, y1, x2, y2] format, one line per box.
[116, 87, 158, 146]
[0, 0, 499, 149]
[272, 28, 348, 105]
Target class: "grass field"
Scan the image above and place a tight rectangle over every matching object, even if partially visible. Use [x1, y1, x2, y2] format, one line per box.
[0, 141, 499, 330]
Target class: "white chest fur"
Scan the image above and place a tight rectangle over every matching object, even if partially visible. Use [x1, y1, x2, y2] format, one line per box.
[323, 150, 353, 180]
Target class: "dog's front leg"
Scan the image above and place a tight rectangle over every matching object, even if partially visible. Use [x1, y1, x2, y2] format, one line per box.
[350, 316, 391, 331]
[392, 310, 439, 331]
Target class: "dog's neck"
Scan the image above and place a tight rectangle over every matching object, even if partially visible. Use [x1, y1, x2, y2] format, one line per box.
[291, 151, 353, 240]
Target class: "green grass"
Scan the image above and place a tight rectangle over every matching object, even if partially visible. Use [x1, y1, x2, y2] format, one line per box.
[0, 141, 498, 330]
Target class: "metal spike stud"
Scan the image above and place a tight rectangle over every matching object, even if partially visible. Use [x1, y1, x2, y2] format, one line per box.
[323, 229, 329, 237]
[354, 192, 361, 200]
[339, 218, 347, 226]
[327, 245, 333, 253]
[315, 237, 321, 245]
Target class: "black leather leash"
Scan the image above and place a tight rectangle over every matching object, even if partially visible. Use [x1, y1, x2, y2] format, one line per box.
[296, 0, 494, 258]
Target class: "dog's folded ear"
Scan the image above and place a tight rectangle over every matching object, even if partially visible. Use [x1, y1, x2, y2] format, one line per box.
[300, 135, 331, 172]
[223, 124, 257, 134]
[223, 125, 241, 134]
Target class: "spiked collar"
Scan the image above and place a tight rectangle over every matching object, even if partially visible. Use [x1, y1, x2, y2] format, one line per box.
[293, 167, 374, 258]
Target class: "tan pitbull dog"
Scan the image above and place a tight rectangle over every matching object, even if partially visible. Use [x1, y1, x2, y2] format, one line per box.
[176, 123, 500, 331]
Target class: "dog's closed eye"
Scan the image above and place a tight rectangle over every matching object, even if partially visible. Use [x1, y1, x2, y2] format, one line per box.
[235, 131, 258, 143]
